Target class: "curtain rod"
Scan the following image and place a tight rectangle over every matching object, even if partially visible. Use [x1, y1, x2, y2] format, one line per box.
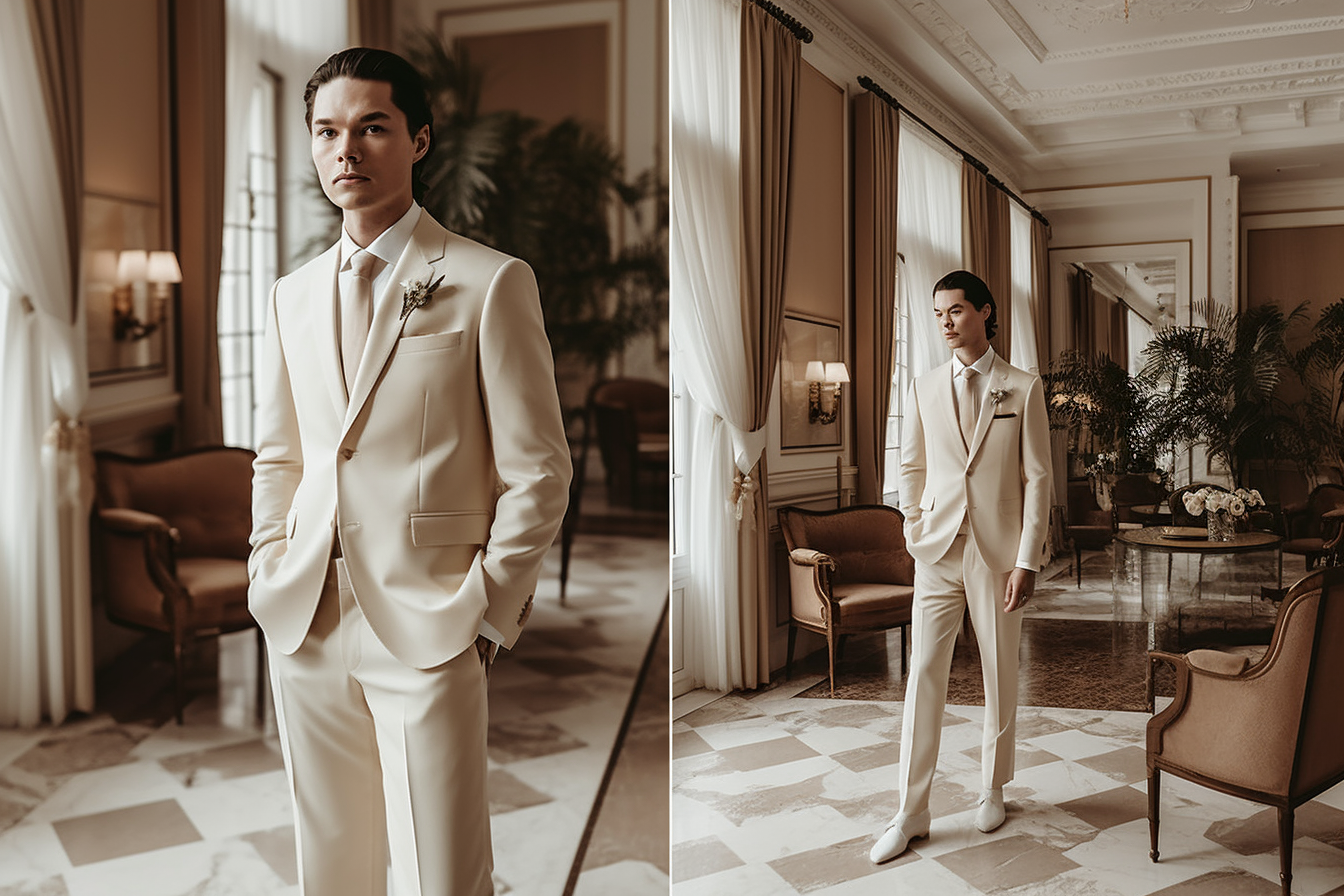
[749, 0, 813, 42]
[858, 75, 1049, 229]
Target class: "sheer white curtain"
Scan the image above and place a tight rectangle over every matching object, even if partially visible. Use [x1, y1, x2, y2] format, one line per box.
[671, 0, 766, 691]
[0, 1, 93, 726]
[896, 116, 962, 380]
[1009, 204, 1039, 373]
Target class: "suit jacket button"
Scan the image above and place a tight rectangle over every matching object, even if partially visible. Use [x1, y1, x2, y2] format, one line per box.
[341, 448, 355, 460]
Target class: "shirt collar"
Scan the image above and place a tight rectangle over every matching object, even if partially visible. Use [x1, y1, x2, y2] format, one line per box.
[339, 202, 422, 270]
[953, 346, 996, 378]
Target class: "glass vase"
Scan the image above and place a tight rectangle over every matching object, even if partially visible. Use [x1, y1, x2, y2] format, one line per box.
[1206, 509, 1235, 542]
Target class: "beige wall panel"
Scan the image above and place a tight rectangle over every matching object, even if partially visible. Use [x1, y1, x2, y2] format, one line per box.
[1246, 225, 1344, 319]
[459, 23, 609, 137]
[83, 0, 163, 201]
[782, 62, 844, 322]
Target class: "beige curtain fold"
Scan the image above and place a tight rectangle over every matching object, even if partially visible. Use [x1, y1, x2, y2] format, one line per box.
[1030, 214, 1050, 372]
[349, 0, 393, 50]
[1071, 266, 1094, 356]
[962, 162, 1012, 359]
[738, 1, 798, 687]
[852, 93, 899, 505]
[28, 0, 81, 317]
[176, 0, 226, 446]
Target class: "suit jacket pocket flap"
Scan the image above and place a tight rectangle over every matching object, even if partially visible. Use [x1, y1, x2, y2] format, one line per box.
[410, 511, 491, 546]
[398, 330, 463, 354]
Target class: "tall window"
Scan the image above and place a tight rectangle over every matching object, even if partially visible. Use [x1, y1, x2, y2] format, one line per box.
[885, 117, 962, 505]
[219, 67, 281, 449]
[1009, 204, 1038, 373]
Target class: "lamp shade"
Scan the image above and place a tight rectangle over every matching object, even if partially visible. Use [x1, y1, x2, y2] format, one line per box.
[804, 361, 826, 382]
[146, 251, 182, 284]
[115, 250, 148, 284]
[824, 362, 850, 384]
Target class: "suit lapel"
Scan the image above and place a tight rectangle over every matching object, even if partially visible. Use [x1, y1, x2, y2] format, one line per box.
[308, 244, 346, 418]
[341, 211, 449, 436]
[930, 361, 966, 460]
[967, 355, 1005, 461]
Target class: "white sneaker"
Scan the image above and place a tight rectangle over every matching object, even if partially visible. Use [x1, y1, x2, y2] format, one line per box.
[975, 788, 1006, 833]
[868, 810, 931, 864]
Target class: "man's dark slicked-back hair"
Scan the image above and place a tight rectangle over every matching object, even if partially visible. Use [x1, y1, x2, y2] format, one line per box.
[933, 269, 997, 341]
[304, 47, 434, 195]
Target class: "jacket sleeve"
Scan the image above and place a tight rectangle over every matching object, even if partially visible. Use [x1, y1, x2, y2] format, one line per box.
[1014, 374, 1053, 570]
[248, 279, 303, 584]
[898, 380, 926, 540]
[475, 259, 573, 649]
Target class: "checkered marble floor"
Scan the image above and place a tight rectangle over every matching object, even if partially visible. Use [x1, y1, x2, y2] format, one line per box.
[672, 548, 1344, 895]
[0, 533, 669, 896]
[672, 683, 1344, 895]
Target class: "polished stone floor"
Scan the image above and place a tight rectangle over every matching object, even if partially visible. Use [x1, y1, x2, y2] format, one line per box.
[672, 546, 1344, 895]
[0, 533, 669, 896]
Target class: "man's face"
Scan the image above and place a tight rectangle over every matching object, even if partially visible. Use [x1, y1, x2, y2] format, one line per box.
[310, 76, 429, 219]
[933, 288, 991, 353]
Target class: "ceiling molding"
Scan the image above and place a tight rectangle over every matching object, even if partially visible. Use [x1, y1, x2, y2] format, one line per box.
[794, 0, 1024, 179]
[1039, 17, 1344, 64]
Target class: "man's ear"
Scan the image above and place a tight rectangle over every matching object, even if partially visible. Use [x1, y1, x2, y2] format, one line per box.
[412, 124, 431, 163]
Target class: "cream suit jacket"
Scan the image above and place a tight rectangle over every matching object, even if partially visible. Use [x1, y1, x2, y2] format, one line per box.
[899, 353, 1051, 573]
[247, 209, 571, 669]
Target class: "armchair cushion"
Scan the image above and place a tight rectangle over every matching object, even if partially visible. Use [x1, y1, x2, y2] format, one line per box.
[174, 558, 251, 629]
[832, 582, 915, 628]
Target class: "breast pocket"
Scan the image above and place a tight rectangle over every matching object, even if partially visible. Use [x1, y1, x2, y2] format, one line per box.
[397, 330, 463, 354]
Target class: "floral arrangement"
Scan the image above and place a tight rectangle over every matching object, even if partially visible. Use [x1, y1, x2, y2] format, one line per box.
[1182, 486, 1264, 519]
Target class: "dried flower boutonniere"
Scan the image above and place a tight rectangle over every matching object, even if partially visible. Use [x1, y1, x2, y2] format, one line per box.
[399, 274, 446, 321]
[989, 386, 1011, 407]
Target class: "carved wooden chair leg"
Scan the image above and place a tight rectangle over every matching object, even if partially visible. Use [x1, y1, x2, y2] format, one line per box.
[1278, 806, 1294, 896]
[786, 625, 797, 681]
[826, 628, 838, 696]
[1148, 768, 1161, 863]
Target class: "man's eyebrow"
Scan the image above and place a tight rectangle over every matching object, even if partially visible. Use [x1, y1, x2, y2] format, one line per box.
[312, 111, 393, 126]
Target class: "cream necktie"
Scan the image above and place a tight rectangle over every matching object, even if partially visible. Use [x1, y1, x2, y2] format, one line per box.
[958, 366, 980, 447]
[341, 249, 377, 395]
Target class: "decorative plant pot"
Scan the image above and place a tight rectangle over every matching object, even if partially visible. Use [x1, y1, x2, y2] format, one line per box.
[1206, 509, 1235, 542]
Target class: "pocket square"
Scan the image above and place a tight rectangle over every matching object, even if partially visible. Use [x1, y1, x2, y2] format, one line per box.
[992, 412, 1017, 419]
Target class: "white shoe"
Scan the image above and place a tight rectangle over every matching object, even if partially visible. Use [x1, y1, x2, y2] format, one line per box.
[975, 789, 1006, 833]
[868, 810, 931, 864]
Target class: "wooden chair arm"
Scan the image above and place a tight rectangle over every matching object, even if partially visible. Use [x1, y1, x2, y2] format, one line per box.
[788, 548, 836, 570]
[95, 509, 189, 625]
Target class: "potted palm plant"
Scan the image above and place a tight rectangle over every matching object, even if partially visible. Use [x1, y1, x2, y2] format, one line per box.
[1137, 299, 1305, 487]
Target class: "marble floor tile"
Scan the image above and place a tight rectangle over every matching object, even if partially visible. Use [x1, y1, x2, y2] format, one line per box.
[52, 799, 202, 866]
[156, 739, 283, 786]
[673, 834, 747, 882]
[765, 834, 892, 893]
[239, 826, 297, 887]
[936, 832, 1082, 892]
[572, 859, 669, 896]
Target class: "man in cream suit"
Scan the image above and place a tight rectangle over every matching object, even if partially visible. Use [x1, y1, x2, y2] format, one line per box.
[870, 270, 1051, 863]
[248, 48, 570, 896]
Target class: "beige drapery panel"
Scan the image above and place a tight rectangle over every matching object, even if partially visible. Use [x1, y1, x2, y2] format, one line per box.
[962, 162, 1012, 359]
[1030, 215, 1050, 372]
[852, 93, 898, 505]
[1070, 265, 1094, 355]
[737, 0, 798, 687]
[176, 0, 226, 446]
[348, 0, 393, 50]
[28, 0, 81, 314]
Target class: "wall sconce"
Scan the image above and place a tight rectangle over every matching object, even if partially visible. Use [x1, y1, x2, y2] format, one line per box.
[113, 249, 180, 341]
[805, 360, 849, 425]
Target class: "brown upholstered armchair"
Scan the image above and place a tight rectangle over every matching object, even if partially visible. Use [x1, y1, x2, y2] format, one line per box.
[778, 505, 915, 695]
[1065, 479, 1113, 588]
[93, 447, 262, 724]
[1146, 566, 1344, 896]
[589, 378, 669, 511]
[1282, 483, 1344, 570]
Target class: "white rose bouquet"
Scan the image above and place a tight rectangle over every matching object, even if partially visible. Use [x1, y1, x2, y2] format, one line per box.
[1181, 486, 1264, 541]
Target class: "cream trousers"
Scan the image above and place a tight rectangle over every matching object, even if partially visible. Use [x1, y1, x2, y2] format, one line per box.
[267, 558, 493, 896]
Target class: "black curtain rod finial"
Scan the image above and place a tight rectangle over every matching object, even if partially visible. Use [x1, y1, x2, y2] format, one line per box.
[749, 0, 813, 42]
